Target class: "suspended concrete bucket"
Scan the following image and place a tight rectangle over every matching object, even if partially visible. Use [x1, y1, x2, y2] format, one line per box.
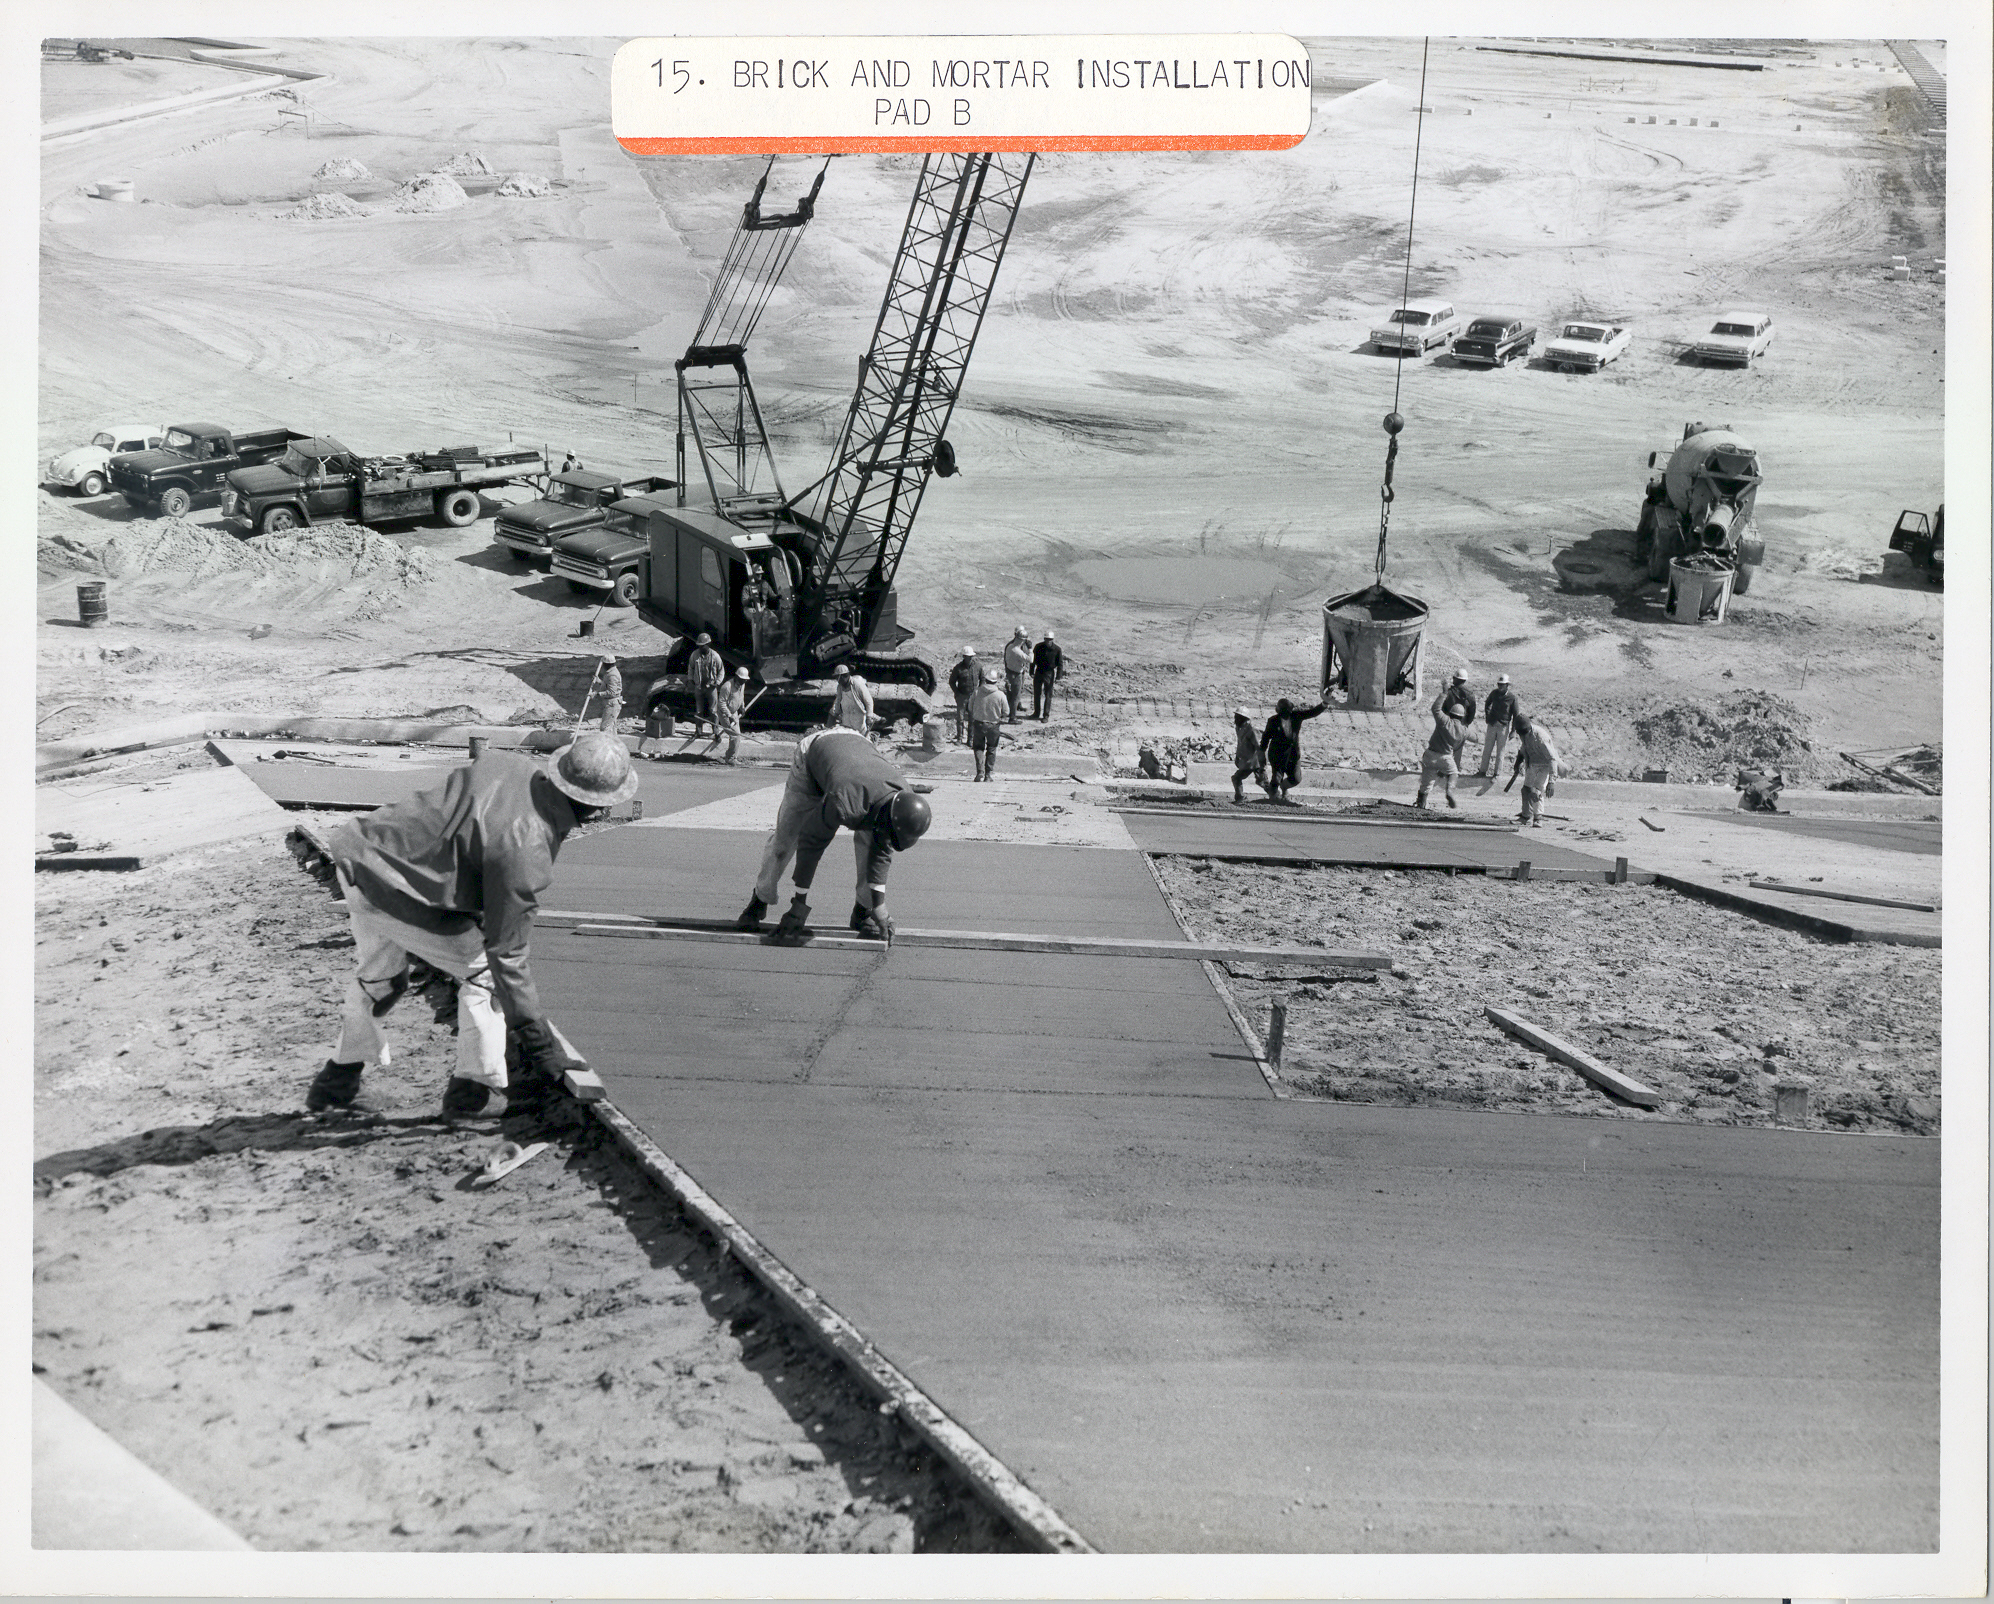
[1664, 553, 1736, 624]
[1321, 582, 1430, 710]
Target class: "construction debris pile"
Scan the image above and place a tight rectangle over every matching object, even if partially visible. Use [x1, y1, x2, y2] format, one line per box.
[1632, 689, 1815, 779]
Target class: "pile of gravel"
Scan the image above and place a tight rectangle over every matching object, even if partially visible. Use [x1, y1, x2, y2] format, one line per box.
[1632, 689, 1814, 773]
[394, 173, 468, 213]
[436, 151, 496, 177]
[495, 172, 551, 197]
[312, 157, 369, 181]
[281, 191, 367, 221]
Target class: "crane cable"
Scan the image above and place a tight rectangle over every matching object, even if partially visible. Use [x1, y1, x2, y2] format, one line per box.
[1377, 38, 1431, 579]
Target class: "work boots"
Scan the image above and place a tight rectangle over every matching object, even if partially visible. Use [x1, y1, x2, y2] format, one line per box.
[442, 1077, 493, 1117]
[735, 894, 769, 930]
[306, 1059, 367, 1112]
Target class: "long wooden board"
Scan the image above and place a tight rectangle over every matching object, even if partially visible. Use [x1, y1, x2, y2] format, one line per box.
[1484, 1006, 1664, 1108]
[1747, 880, 1938, 913]
[553, 913, 1391, 969]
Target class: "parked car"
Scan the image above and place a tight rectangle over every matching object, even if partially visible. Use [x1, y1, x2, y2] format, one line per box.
[1450, 315, 1536, 367]
[1688, 309, 1775, 366]
[1367, 297, 1461, 356]
[1543, 319, 1632, 373]
[45, 423, 164, 496]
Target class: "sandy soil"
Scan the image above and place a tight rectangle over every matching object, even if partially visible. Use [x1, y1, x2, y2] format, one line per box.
[32, 833, 1029, 1553]
[34, 34, 1949, 1553]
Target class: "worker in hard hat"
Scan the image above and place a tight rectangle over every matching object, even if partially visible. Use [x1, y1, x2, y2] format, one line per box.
[1416, 704, 1468, 811]
[1506, 714, 1563, 827]
[1259, 697, 1326, 802]
[307, 732, 638, 1117]
[596, 652, 624, 734]
[687, 632, 725, 735]
[1229, 708, 1265, 803]
[1476, 674, 1519, 778]
[737, 726, 933, 942]
[1002, 625, 1033, 723]
[830, 662, 875, 736]
[947, 646, 980, 743]
[967, 663, 1010, 781]
[713, 665, 751, 764]
[1030, 629, 1064, 722]
[1433, 670, 1476, 767]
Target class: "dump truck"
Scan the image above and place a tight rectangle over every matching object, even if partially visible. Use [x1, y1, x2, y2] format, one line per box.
[1635, 421, 1766, 592]
[108, 423, 311, 518]
[220, 437, 547, 535]
[492, 469, 677, 567]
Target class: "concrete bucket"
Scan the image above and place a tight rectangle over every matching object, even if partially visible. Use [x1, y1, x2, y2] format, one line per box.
[1665, 553, 1736, 624]
[1321, 582, 1429, 709]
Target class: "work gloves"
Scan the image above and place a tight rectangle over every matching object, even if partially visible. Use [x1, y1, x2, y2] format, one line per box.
[511, 1018, 577, 1083]
[773, 894, 811, 943]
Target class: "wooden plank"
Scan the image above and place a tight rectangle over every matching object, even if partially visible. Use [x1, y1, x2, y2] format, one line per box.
[1484, 1006, 1664, 1108]
[559, 917, 1392, 969]
[1655, 873, 1943, 949]
[1747, 880, 1938, 914]
[1109, 805, 1515, 832]
[1490, 866, 1656, 884]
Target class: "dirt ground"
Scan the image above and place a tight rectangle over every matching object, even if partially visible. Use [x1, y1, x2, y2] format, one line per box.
[33, 34, 1951, 1555]
[32, 833, 1030, 1553]
[1155, 857, 1941, 1133]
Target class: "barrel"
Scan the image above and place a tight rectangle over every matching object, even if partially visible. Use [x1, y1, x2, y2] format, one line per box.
[1321, 582, 1429, 709]
[76, 582, 108, 628]
[577, 618, 595, 639]
[1665, 555, 1736, 624]
[466, 736, 488, 761]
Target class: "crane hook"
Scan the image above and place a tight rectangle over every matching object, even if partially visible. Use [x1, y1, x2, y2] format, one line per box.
[1376, 411, 1404, 578]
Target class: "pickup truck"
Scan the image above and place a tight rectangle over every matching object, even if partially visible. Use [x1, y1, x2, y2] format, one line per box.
[549, 490, 682, 607]
[1367, 297, 1461, 356]
[108, 423, 310, 519]
[493, 470, 677, 567]
[46, 423, 164, 497]
[221, 438, 547, 535]
[1450, 315, 1536, 367]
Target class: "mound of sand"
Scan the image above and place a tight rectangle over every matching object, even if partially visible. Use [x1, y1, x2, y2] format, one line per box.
[281, 191, 367, 221]
[436, 151, 495, 177]
[495, 172, 551, 197]
[1797, 547, 1886, 580]
[1633, 689, 1814, 772]
[99, 518, 266, 581]
[38, 531, 105, 578]
[312, 157, 370, 181]
[394, 173, 468, 213]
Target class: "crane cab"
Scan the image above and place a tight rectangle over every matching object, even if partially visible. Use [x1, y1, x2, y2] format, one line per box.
[635, 504, 803, 675]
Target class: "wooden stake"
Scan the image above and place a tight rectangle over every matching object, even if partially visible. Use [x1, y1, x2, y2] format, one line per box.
[1613, 856, 1629, 884]
[1266, 1001, 1287, 1069]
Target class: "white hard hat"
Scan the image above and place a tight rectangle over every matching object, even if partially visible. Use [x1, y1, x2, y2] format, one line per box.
[734, 666, 750, 679]
[1015, 622, 1028, 633]
[1044, 629, 1056, 639]
[1497, 673, 1511, 684]
[834, 663, 851, 677]
[963, 646, 976, 656]
[1234, 706, 1252, 720]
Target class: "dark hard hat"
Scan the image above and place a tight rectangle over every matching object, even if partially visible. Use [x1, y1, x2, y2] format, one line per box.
[1276, 697, 1294, 714]
[695, 632, 712, 646]
[880, 789, 932, 851]
[547, 731, 639, 807]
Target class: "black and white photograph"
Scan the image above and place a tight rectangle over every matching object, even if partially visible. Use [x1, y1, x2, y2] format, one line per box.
[18, 2, 1987, 1595]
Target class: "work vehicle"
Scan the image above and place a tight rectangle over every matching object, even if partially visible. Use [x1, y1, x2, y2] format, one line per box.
[493, 469, 676, 567]
[1635, 421, 1766, 592]
[108, 423, 310, 518]
[627, 154, 1030, 728]
[43, 39, 136, 62]
[1450, 315, 1536, 367]
[1543, 319, 1631, 372]
[1367, 297, 1460, 355]
[221, 437, 547, 535]
[45, 423, 164, 496]
[549, 489, 679, 606]
[1888, 505, 1944, 586]
[1688, 309, 1775, 366]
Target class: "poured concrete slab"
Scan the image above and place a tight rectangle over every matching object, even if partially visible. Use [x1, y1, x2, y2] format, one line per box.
[1119, 810, 1614, 871]
[35, 765, 291, 868]
[539, 826, 1939, 1553]
[1710, 812, 1942, 856]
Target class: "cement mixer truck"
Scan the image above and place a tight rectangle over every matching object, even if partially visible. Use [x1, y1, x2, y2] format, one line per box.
[1634, 421, 1766, 592]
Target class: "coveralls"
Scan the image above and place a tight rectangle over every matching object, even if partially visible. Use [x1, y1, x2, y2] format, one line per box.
[1003, 634, 1032, 722]
[832, 672, 874, 734]
[752, 728, 906, 913]
[713, 676, 745, 763]
[1511, 723, 1563, 824]
[597, 661, 623, 733]
[1030, 637, 1064, 721]
[688, 644, 725, 731]
[328, 755, 577, 1092]
[1478, 683, 1519, 777]
[1259, 703, 1326, 799]
[947, 655, 980, 742]
[1230, 718, 1264, 801]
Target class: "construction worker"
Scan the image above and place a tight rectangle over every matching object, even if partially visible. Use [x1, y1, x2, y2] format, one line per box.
[831, 663, 874, 735]
[1477, 673, 1519, 778]
[947, 647, 980, 743]
[1002, 625, 1032, 722]
[713, 665, 750, 764]
[306, 732, 638, 1117]
[1508, 713, 1563, 827]
[1229, 708, 1264, 803]
[560, 451, 584, 473]
[687, 632, 725, 734]
[967, 663, 1009, 781]
[736, 726, 933, 941]
[1433, 671, 1476, 766]
[1259, 697, 1326, 802]
[1030, 629, 1064, 721]
[597, 652, 624, 733]
[1416, 704, 1467, 810]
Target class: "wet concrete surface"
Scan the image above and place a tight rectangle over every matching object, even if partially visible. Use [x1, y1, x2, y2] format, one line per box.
[537, 821, 1940, 1553]
[1119, 810, 1616, 870]
[1714, 813, 1943, 856]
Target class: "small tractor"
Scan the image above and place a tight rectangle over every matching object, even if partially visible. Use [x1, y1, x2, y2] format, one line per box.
[1635, 421, 1766, 592]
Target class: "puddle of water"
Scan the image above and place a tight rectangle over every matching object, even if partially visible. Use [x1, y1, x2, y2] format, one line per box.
[1069, 555, 1288, 604]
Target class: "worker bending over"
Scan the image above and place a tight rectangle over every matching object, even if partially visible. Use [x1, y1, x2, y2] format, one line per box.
[737, 726, 933, 942]
[308, 733, 638, 1116]
[713, 665, 750, 764]
[1416, 705, 1467, 810]
[1508, 713, 1563, 826]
